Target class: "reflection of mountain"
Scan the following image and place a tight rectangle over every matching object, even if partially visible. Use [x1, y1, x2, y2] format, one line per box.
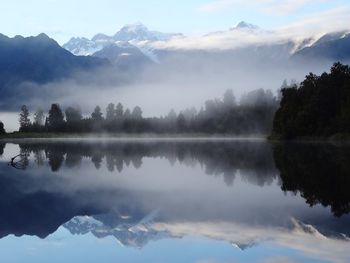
[273, 143, 350, 217]
[0, 170, 102, 238]
[64, 210, 174, 248]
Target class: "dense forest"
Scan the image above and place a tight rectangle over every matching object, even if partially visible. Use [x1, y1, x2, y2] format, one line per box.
[2, 89, 278, 135]
[0, 121, 5, 135]
[272, 62, 350, 139]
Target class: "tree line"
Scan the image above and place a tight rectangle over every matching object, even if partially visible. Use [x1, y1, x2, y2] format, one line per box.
[272, 62, 350, 139]
[13, 89, 278, 135]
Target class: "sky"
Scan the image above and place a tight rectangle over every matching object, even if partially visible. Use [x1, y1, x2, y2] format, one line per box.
[0, 0, 349, 44]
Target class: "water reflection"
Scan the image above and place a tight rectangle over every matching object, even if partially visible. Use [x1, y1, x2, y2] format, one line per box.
[274, 143, 350, 217]
[0, 142, 4, 156]
[0, 139, 349, 262]
[12, 140, 278, 186]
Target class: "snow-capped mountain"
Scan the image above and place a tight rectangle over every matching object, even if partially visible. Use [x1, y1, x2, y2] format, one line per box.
[114, 22, 182, 42]
[230, 21, 260, 31]
[63, 22, 182, 62]
[62, 37, 103, 56]
[63, 21, 350, 66]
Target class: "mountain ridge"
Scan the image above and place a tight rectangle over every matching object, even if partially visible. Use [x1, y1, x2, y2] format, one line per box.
[63, 22, 350, 64]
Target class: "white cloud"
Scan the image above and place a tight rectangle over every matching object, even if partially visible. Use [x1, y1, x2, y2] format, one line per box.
[146, 6, 350, 51]
[152, 220, 350, 263]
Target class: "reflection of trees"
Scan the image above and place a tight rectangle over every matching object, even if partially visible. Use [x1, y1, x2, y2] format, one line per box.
[46, 146, 65, 172]
[65, 153, 82, 168]
[0, 143, 5, 156]
[14, 141, 350, 217]
[17, 141, 278, 187]
[33, 150, 45, 166]
[273, 143, 350, 217]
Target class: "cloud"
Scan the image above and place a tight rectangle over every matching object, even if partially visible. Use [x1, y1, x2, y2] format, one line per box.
[152, 220, 350, 263]
[197, 0, 329, 15]
[147, 5, 350, 51]
[261, 256, 299, 263]
[277, 6, 350, 36]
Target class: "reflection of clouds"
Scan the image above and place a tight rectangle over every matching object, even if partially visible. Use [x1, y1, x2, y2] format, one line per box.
[196, 260, 224, 263]
[261, 256, 299, 263]
[152, 220, 350, 263]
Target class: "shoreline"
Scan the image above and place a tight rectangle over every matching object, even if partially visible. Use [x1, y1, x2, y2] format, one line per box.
[0, 132, 267, 142]
[2, 132, 350, 143]
[268, 133, 350, 143]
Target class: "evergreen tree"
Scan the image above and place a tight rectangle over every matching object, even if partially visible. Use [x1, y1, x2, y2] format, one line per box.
[132, 106, 143, 119]
[124, 108, 131, 119]
[19, 105, 31, 131]
[115, 103, 124, 118]
[34, 108, 45, 126]
[272, 63, 350, 139]
[177, 113, 187, 132]
[167, 109, 177, 120]
[91, 106, 103, 121]
[223, 89, 236, 108]
[0, 121, 5, 134]
[65, 107, 82, 123]
[106, 103, 115, 121]
[48, 104, 64, 131]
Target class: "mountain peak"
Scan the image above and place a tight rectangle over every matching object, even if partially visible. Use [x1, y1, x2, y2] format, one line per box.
[36, 33, 51, 40]
[92, 33, 112, 42]
[120, 22, 148, 32]
[114, 22, 159, 41]
[234, 21, 259, 30]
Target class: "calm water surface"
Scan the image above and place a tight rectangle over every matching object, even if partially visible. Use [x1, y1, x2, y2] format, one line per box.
[0, 138, 349, 263]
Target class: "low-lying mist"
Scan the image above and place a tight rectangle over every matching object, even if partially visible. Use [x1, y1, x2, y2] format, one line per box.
[0, 49, 338, 132]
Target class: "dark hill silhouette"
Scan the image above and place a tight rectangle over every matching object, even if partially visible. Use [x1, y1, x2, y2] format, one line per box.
[0, 33, 109, 109]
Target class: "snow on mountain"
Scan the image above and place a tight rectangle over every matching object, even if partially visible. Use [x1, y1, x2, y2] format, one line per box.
[63, 23, 182, 62]
[63, 210, 173, 249]
[62, 37, 103, 56]
[62, 22, 350, 66]
[231, 21, 260, 31]
[114, 22, 181, 42]
[64, 215, 103, 235]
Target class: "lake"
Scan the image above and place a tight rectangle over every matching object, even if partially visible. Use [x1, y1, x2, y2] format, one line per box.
[0, 138, 349, 263]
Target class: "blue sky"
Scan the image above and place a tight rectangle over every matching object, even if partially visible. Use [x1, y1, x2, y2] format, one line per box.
[0, 0, 349, 44]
